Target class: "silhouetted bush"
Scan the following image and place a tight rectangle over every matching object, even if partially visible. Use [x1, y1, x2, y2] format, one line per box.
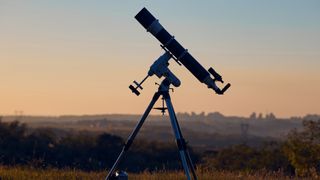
[283, 119, 320, 176]
[202, 119, 320, 177]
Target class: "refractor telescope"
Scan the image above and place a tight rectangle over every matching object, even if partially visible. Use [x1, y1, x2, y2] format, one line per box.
[130, 7, 231, 96]
[106, 7, 231, 180]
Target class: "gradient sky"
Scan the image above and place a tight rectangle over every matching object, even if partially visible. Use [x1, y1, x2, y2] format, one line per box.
[1, 1, 319, 117]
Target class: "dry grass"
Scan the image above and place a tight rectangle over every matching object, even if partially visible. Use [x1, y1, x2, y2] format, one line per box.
[0, 166, 313, 180]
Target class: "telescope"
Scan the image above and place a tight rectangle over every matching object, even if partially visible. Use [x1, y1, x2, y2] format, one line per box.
[130, 7, 231, 96]
[106, 7, 231, 180]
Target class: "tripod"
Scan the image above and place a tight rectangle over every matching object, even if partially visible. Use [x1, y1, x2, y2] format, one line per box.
[106, 78, 197, 180]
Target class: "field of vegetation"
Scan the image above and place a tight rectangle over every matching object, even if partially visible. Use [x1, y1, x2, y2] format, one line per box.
[0, 166, 306, 180]
[0, 116, 319, 179]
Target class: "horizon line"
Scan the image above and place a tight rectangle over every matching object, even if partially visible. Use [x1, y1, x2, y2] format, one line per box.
[1, 112, 319, 119]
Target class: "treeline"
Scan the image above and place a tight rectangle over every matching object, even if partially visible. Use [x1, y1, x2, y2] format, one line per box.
[203, 119, 320, 177]
[0, 118, 197, 172]
[0, 117, 319, 177]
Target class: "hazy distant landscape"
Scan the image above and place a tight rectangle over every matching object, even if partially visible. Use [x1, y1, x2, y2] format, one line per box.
[1, 112, 320, 178]
[2, 112, 319, 149]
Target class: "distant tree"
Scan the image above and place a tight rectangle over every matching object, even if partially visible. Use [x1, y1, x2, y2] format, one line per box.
[207, 112, 224, 120]
[266, 113, 276, 120]
[283, 119, 320, 177]
[199, 112, 205, 119]
[249, 112, 256, 120]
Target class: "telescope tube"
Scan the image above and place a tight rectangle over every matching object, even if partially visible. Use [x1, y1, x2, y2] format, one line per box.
[135, 7, 210, 83]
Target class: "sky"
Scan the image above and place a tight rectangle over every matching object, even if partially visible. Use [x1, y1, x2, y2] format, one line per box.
[0, 1, 319, 118]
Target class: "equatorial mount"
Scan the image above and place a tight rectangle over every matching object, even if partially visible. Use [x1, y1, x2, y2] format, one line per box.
[129, 46, 230, 96]
[129, 49, 181, 96]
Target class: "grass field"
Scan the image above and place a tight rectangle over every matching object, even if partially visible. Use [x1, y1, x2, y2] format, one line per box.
[0, 166, 311, 180]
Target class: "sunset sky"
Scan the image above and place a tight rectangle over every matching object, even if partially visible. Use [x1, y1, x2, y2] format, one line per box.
[1, 1, 319, 117]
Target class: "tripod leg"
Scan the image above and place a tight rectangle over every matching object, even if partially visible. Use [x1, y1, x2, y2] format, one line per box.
[172, 113, 198, 180]
[105, 92, 161, 180]
[163, 92, 192, 180]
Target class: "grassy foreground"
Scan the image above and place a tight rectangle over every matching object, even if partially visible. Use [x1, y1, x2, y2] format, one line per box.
[0, 166, 310, 180]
